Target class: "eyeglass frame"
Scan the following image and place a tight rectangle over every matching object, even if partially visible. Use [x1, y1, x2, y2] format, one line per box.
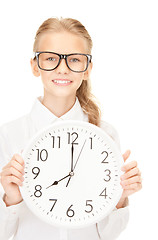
[34, 51, 92, 73]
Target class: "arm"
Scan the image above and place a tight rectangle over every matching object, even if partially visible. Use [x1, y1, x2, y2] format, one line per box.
[0, 154, 25, 206]
[97, 206, 129, 240]
[0, 129, 25, 239]
[0, 188, 25, 240]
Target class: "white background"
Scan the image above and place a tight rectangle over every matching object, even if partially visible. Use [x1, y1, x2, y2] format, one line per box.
[0, 0, 157, 239]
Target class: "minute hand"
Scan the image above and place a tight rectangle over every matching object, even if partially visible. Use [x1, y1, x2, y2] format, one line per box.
[73, 139, 87, 171]
[66, 139, 87, 187]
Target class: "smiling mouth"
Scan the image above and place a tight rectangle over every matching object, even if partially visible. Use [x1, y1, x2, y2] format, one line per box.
[52, 79, 72, 86]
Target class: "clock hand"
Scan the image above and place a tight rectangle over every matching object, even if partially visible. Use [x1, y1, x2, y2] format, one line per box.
[73, 139, 87, 171]
[71, 143, 74, 172]
[66, 176, 71, 187]
[46, 143, 76, 189]
[66, 139, 87, 187]
[46, 173, 72, 189]
[65, 143, 75, 187]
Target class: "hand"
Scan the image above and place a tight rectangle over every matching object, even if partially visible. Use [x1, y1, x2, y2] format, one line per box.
[71, 143, 74, 172]
[46, 144, 75, 189]
[73, 139, 87, 171]
[116, 150, 142, 209]
[46, 173, 72, 189]
[66, 139, 87, 187]
[65, 143, 75, 187]
[0, 154, 25, 206]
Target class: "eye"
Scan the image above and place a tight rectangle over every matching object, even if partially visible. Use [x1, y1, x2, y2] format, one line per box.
[46, 57, 56, 61]
[70, 57, 80, 63]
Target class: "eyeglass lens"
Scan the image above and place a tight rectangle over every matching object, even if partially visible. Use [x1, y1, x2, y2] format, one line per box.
[38, 52, 88, 72]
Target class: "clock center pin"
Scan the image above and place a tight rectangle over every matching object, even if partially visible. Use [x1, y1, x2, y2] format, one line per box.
[69, 171, 74, 176]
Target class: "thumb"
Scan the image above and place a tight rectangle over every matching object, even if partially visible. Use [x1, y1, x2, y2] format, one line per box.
[122, 150, 131, 162]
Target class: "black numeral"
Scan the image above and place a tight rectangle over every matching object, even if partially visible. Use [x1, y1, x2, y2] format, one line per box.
[32, 167, 40, 179]
[36, 149, 48, 161]
[51, 136, 61, 148]
[34, 185, 42, 198]
[101, 151, 109, 163]
[99, 187, 108, 199]
[85, 200, 93, 213]
[49, 199, 57, 212]
[66, 204, 75, 217]
[104, 169, 111, 182]
[67, 132, 78, 145]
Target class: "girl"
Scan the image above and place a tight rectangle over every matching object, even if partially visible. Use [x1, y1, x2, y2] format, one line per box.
[0, 17, 142, 240]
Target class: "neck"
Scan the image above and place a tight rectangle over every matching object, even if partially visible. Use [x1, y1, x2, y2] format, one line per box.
[42, 94, 76, 118]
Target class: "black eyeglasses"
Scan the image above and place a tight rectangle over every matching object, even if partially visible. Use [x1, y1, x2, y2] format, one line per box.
[34, 51, 92, 73]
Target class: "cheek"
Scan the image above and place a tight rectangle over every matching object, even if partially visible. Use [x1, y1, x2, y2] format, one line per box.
[74, 76, 84, 89]
[40, 72, 52, 83]
[73, 73, 84, 83]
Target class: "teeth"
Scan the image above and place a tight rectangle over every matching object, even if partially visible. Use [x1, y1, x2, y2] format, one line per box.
[54, 80, 71, 84]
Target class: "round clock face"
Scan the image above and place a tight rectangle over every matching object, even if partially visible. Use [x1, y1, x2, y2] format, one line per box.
[20, 120, 123, 228]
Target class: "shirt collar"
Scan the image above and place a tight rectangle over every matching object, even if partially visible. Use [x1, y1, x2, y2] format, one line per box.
[30, 96, 88, 131]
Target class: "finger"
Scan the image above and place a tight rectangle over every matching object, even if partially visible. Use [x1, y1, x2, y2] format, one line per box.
[1, 167, 24, 180]
[10, 159, 25, 175]
[2, 154, 25, 171]
[121, 167, 140, 180]
[6, 175, 23, 186]
[122, 150, 131, 162]
[122, 182, 142, 190]
[121, 160, 137, 172]
[2, 162, 11, 170]
[12, 154, 25, 166]
[121, 175, 142, 186]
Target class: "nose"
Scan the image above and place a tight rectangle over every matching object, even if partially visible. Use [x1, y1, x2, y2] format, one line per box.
[56, 58, 70, 74]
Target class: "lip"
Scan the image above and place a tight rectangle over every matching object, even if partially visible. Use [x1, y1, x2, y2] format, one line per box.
[52, 79, 73, 86]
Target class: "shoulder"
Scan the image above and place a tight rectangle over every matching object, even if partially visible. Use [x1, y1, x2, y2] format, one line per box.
[0, 115, 31, 166]
[0, 114, 28, 130]
[100, 120, 121, 149]
[0, 114, 31, 144]
[0, 116, 27, 168]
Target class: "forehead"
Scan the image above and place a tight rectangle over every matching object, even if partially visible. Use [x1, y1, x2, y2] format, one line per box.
[37, 31, 88, 54]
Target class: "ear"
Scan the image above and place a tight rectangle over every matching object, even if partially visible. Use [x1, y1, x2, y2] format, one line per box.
[83, 62, 93, 80]
[30, 58, 40, 77]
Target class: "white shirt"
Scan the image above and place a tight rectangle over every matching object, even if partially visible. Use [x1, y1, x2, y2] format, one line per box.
[0, 97, 129, 240]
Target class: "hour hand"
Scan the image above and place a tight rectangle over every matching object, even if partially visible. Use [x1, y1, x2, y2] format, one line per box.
[66, 139, 87, 187]
[71, 143, 74, 172]
[46, 174, 71, 189]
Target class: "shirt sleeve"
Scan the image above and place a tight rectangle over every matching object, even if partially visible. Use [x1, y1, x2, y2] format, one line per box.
[96, 206, 129, 239]
[0, 189, 25, 240]
[100, 120, 121, 150]
[0, 125, 24, 239]
[97, 120, 129, 239]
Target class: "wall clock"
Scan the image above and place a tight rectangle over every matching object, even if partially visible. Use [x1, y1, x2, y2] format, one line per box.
[20, 120, 123, 228]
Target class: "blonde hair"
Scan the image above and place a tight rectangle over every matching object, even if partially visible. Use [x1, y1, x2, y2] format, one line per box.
[33, 17, 101, 126]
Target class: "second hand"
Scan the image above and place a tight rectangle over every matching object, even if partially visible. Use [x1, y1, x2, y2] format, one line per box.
[66, 139, 87, 187]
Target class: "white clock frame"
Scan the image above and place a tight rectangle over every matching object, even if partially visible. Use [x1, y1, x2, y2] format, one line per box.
[20, 120, 123, 228]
